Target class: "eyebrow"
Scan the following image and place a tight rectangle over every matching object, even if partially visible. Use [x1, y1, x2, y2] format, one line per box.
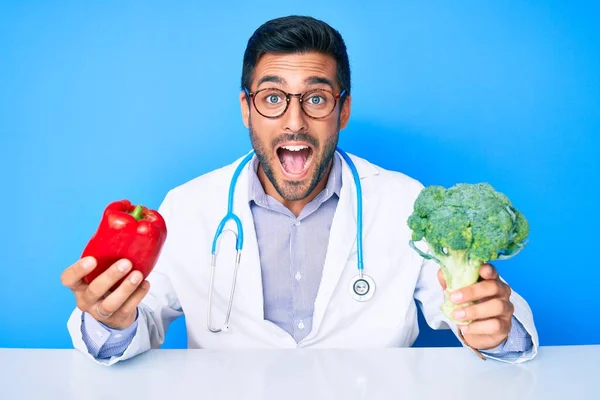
[255, 75, 336, 91]
[256, 75, 285, 88]
[304, 76, 335, 90]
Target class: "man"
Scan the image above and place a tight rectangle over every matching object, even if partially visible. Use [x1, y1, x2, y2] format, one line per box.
[61, 15, 538, 366]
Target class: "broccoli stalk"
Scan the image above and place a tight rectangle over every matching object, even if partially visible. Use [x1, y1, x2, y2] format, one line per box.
[407, 183, 529, 325]
[409, 243, 482, 324]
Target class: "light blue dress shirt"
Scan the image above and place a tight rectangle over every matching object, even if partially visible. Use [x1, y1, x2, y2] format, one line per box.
[81, 154, 532, 359]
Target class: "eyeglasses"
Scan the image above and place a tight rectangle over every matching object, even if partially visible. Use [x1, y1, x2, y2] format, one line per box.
[244, 87, 346, 119]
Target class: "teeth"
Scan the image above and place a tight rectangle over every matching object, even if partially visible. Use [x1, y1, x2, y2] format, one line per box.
[282, 145, 308, 151]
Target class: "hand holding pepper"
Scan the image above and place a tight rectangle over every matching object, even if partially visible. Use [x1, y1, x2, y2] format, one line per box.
[61, 257, 148, 329]
[60, 200, 167, 329]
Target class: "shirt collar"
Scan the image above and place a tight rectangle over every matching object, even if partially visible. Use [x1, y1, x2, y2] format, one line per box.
[248, 151, 342, 205]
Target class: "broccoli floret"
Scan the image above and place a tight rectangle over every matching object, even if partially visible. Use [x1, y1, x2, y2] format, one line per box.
[407, 183, 529, 325]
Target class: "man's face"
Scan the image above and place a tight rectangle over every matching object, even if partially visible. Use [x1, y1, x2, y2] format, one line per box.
[240, 52, 351, 202]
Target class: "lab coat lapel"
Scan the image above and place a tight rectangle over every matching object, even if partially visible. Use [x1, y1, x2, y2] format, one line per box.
[309, 154, 359, 336]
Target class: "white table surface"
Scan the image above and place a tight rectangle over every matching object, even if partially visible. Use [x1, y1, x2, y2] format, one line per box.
[1, 345, 598, 399]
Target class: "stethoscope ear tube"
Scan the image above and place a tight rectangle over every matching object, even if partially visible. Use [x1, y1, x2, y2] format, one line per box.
[208, 228, 242, 333]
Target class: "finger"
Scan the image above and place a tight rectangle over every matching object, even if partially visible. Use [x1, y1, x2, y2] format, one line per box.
[479, 263, 499, 280]
[60, 256, 97, 292]
[437, 269, 446, 290]
[97, 271, 146, 316]
[460, 317, 511, 336]
[451, 279, 510, 304]
[453, 298, 514, 322]
[82, 259, 132, 304]
[113, 280, 151, 317]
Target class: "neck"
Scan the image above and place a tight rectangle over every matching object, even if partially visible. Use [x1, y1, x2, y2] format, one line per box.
[257, 161, 333, 217]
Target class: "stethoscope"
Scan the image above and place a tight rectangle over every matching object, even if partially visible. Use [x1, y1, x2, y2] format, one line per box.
[207, 147, 375, 333]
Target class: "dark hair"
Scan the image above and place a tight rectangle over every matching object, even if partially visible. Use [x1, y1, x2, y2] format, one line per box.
[241, 15, 351, 99]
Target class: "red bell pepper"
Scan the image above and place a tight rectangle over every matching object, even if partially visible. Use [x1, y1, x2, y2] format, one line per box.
[81, 199, 167, 292]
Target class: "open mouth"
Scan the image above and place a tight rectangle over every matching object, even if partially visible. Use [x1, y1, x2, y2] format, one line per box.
[276, 143, 314, 179]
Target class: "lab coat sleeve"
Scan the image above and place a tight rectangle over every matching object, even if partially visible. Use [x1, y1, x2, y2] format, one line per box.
[67, 190, 184, 366]
[412, 256, 539, 364]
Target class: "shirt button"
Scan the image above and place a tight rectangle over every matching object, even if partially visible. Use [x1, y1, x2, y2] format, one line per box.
[298, 321, 305, 329]
[294, 220, 301, 227]
[295, 272, 302, 281]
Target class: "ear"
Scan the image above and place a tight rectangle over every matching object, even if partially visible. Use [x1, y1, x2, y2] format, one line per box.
[338, 95, 352, 130]
[240, 91, 250, 128]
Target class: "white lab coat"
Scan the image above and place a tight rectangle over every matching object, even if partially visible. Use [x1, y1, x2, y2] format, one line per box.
[67, 151, 539, 366]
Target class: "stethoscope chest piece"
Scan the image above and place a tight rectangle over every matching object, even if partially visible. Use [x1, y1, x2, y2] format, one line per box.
[349, 274, 376, 302]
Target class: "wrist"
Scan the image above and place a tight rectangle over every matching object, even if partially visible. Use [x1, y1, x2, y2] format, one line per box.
[475, 334, 508, 351]
[97, 308, 139, 331]
[460, 327, 509, 351]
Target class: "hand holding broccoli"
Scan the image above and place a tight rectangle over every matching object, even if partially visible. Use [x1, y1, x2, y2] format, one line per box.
[437, 262, 514, 350]
[407, 182, 529, 350]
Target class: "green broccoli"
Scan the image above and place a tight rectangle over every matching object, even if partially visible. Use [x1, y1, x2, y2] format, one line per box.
[407, 183, 529, 325]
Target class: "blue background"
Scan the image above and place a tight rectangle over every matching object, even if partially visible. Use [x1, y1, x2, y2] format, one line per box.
[1, 1, 598, 349]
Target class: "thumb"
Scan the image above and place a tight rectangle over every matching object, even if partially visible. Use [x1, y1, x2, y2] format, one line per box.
[437, 268, 447, 290]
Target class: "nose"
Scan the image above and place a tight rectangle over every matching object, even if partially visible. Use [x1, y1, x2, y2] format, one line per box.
[282, 95, 308, 133]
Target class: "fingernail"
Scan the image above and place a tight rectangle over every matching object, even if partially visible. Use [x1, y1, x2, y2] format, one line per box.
[117, 260, 132, 272]
[130, 271, 142, 284]
[460, 325, 468, 334]
[450, 291, 462, 303]
[453, 309, 466, 320]
[82, 257, 94, 269]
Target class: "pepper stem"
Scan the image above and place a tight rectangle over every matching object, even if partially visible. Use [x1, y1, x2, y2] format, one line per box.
[130, 205, 144, 221]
